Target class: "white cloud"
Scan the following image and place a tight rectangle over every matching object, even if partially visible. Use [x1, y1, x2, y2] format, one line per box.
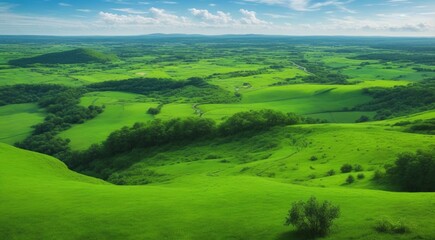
[0, 3, 434, 36]
[243, 0, 355, 12]
[59, 3, 72, 7]
[100, 7, 189, 26]
[77, 9, 92, 13]
[189, 8, 268, 26]
[240, 9, 269, 24]
[149, 7, 189, 24]
[263, 13, 294, 19]
[190, 8, 233, 24]
[112, 8, 147, 14]
[0, 2, 17, 12]
[325, 15, 431, 33]
[159, 1, 177, 4]
[99, 11, 157, 24]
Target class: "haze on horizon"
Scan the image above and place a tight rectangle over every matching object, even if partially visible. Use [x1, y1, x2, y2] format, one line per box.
[1, 0, 434, 36]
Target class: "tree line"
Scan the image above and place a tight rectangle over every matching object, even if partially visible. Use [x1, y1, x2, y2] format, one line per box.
[65, 110, 322, 179]
[88, 77, 239, 104]
[355, 81, 435, 120]
[15, 87, 103, 159]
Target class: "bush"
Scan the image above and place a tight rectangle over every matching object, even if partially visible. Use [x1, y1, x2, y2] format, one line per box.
[285, 196, 340, 237]
[354, 164, 364, 172]
[340, 164, 353, 173]
[355, 115, 370, 123]
[357, 173, 365, 179]
[346, 175, 355, 184]
[386, 150, 435, 192]
[310, 155, 318, 161]
[374, 218, 411, 234]
[147, 107, 160, 115]
[326, 169, 336, 176]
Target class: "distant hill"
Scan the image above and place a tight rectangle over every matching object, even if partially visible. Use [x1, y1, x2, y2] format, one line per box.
[9, 48, 117, 66]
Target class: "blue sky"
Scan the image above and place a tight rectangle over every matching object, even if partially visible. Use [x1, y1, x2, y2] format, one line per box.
[0, 0, 434, 36]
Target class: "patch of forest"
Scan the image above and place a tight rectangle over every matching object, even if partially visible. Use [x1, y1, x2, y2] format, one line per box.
[88, 77, 239, 103]
[350, 53, 435, 65]
[8, 48, 117, 66]
[355, 81, 435, 120]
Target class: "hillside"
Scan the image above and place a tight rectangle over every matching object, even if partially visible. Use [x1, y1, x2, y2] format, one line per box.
[8, 48, 117, 66]
[0, 36, 434, 240]
[1, 118, 435, 239]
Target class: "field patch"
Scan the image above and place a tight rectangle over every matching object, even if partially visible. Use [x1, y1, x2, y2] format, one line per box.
[59, 91, 157, 150]
[0, 104, 45, 144]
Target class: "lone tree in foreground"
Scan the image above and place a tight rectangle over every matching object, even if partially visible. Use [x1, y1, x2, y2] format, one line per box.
[285, 196, 340, 237]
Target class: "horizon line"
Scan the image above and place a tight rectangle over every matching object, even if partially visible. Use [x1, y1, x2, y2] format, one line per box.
[0, 33, 435, 38]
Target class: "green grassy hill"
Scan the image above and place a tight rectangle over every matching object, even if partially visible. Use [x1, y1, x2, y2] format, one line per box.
[1, 117, 434, 239]
[1, 37, 434, 240]
[8, 48, 117, 66]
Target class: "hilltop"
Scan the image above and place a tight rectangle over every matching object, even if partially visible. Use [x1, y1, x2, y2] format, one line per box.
[8, 48, 117, 66]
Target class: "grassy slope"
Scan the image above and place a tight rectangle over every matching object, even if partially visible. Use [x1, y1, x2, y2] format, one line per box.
[110, 113, 434, 189]
[200, 81, 408, 122]
[0, 104, 45, 144]
[1, 127, 434, 240]
[59, 91, 157, 150]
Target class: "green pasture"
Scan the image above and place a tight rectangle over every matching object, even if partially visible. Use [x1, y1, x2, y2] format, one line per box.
[200, 80, 410, 122]
[0, 104, 45, 144]
[1, 126, 434, 240]
[59, 91, 157, 150]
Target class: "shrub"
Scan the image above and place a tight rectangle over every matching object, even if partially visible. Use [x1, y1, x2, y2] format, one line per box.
[310, 155, 318, 161]
[354, 164, 364, 172]
[147, 107, 160, 115]
[346, 175, 355, 184]
[386, 150, 435, 192]
[340, 164, 353, 173]
[355, 115, 370, 123]
[285, 196, 340, 237]
[326, 169, 336, 176]
[357, 173, 365, 179]
[374, 218, 411, 234]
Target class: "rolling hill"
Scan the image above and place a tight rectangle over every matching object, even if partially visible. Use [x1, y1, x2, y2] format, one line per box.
[1, 115, 434, 239]
[8, 48, 117, 66]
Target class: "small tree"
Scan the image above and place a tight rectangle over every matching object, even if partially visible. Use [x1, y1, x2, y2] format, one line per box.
[346, 175, 355, 184]
[354, 164, 364, 172]
[285, 196, 340, 237]
[341, 163, 353, 173]
[356, 115, 370, 123]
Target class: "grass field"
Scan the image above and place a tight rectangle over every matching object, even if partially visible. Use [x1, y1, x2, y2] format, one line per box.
[59, 91, 157, 150]
[0, 37, 434, 240]
[200, 81, 408, 123]
[1, 131, 434, 240]
[0, 104, 45, 144]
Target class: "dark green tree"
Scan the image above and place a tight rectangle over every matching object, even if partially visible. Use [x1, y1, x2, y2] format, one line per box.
[387, 150, 434, 192]
[285, 196, 340, 237]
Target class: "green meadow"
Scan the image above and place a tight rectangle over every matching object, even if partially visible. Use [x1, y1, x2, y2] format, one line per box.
[0, 104, 45, 144]
[0, 36, 434, 239]
[1, 122, 434, 240]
